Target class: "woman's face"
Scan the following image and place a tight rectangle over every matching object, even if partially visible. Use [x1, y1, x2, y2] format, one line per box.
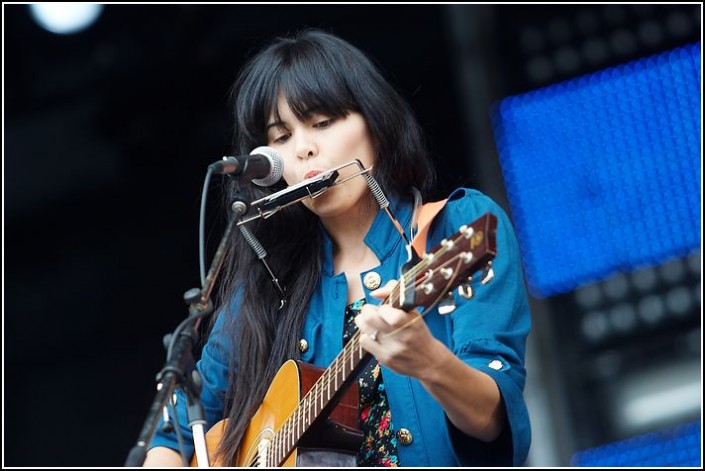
[266, 94, 377, 220]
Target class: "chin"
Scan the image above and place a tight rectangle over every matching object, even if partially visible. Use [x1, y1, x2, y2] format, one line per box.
[304, 198, 338, 218]
[305, 183, 372, 219]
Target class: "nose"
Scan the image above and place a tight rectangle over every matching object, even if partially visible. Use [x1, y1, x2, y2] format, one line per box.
[294, 131, 317, 160]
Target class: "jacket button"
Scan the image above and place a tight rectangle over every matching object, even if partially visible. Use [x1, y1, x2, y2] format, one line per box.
[396, 428, 413, 445]
[488, 359, 503, 370]
[299, 339, 309, 353]
[363, 272, 382, 290]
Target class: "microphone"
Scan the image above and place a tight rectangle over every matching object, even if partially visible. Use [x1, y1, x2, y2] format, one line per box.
[209, 146, 284, 187]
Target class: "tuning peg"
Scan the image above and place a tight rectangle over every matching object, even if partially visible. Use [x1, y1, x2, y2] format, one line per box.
[438, 291, 456, 315]
[460, 224, 475, 239]
[458, 277, 474, 300]
[480, 262, 494, 285]
[441, 238, 455, 250]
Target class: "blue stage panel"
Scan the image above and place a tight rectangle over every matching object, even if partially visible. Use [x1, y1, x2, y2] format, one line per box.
[493, 42, 701, 298]
[571, 420, 701, 467]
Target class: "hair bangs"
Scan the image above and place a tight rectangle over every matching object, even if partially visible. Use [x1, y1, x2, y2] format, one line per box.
[273, 58, 357, 123]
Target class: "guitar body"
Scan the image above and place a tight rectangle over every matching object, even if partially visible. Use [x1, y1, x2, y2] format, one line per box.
[192, 359, 362, 467]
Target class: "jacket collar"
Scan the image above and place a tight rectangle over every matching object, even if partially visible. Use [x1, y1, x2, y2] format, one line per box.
[320, 194, 413, 276]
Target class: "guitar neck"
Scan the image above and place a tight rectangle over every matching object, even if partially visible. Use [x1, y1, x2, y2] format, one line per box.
[269, 330, 370, 466]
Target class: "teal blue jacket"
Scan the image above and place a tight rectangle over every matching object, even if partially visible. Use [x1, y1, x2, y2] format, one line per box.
[150, 188, 532, 466]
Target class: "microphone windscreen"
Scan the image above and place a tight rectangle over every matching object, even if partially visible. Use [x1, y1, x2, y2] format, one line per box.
[250, 146, 284, 187]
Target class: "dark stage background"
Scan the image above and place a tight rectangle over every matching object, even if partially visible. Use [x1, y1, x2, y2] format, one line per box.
[4, 4, 701, 467]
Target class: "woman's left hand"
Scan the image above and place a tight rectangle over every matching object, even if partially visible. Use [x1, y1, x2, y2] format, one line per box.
[354, 280, 447, 380]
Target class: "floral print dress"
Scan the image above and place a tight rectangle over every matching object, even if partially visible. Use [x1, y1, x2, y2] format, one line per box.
[343, 299, 400, 467]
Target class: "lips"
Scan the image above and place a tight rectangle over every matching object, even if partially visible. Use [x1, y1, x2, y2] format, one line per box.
[303, 170, 322, 180]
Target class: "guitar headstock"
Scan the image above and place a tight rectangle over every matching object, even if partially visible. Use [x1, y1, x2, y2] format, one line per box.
[391, 212, 498, 313]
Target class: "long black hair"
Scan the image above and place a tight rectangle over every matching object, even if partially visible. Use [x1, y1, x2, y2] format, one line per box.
[215, 28, 436, 464]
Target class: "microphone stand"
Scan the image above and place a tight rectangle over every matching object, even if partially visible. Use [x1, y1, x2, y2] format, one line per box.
[124, 185, 252, 467]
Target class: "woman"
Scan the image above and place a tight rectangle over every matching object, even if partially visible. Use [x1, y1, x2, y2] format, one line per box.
[145, 29, 531, 467]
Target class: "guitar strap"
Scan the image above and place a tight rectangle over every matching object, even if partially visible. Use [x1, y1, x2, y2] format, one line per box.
[396, 198, 448, 311]
[410, 199, 448, 256]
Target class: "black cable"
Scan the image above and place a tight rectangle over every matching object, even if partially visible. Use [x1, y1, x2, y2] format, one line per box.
[199, 168, 214, 287]
[161, 167, 215, 464]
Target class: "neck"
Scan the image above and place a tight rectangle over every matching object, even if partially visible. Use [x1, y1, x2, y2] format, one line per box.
[320, 197, 378, 260]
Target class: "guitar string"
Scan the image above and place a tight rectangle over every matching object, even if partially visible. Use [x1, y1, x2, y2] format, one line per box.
[302, 238, 490, 420]
[304, 253, 471, 408]
[266, 260, 463, 467]
[266, 228, 487, 465]
[266, 229, 486, 465]
[380, 256, 466, 340]
[265, 238, 451, 461]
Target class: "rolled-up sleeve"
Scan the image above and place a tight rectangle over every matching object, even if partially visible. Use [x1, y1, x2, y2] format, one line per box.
[438, 188, 532, 466]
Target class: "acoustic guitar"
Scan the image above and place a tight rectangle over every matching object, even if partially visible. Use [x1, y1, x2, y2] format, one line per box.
[192, 212, 498, 467]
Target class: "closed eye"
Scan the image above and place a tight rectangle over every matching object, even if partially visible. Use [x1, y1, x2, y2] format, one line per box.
[313, 117, 336, 129]
[272, 133, 291, 144]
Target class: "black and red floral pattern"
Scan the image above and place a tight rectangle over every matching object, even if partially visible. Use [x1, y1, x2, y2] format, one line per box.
[343, 299, 400, 467]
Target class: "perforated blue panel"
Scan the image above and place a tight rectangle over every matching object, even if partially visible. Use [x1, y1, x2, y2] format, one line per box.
[571, 421, 701, 467]
[493, 42, 701, 298]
